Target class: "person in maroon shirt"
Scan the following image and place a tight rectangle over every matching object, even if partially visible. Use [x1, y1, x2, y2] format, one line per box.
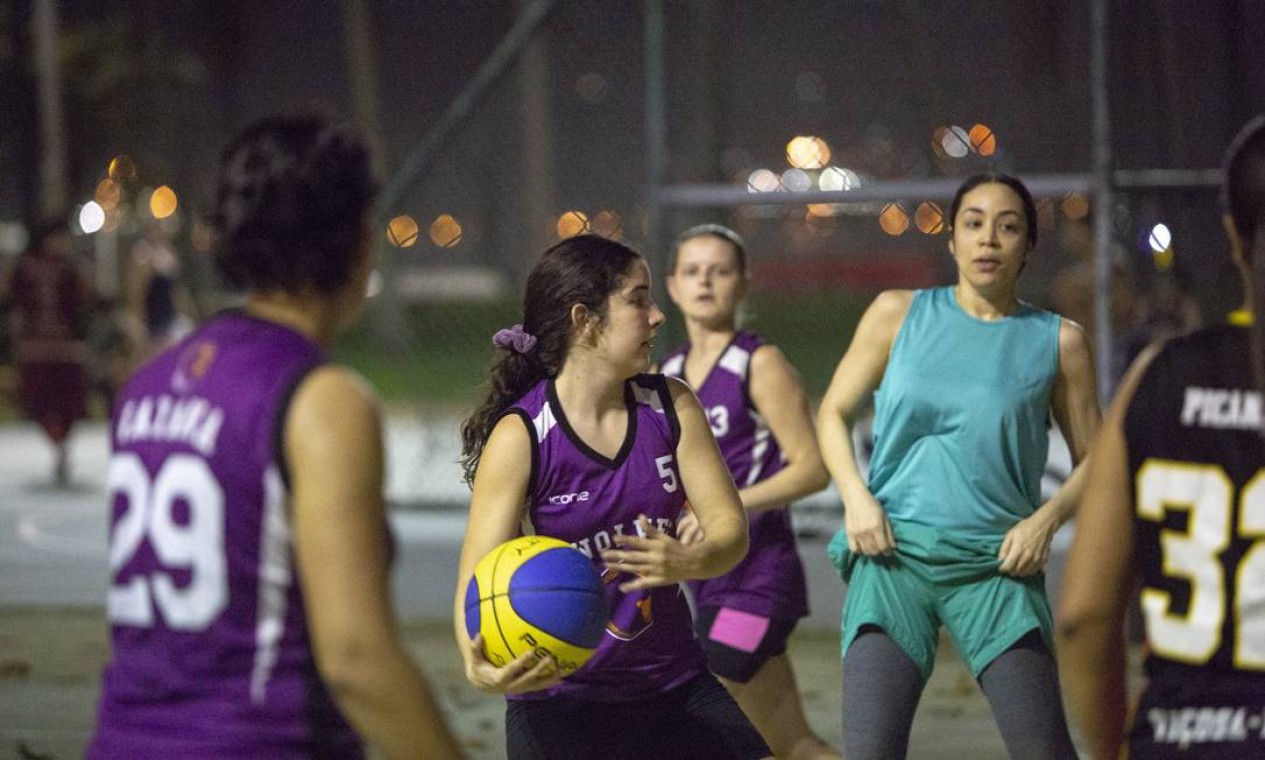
[5, 221, 91, 484]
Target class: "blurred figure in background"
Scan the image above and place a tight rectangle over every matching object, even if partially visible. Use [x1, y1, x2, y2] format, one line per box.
[125, 220, 197, 360]
[88, 113, 463, 759]
[661, 224, 839, 760]
[1058, 115, 1265, 759]
[3, 221, 92, 485]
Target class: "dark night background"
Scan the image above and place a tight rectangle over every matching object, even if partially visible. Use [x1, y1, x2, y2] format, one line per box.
[2, 1, 1264, 389]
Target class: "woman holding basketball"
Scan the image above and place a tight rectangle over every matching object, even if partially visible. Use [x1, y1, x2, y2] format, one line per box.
[660, 224, 839, 760]
[1058, 116, 1265, 759]
[455, 234, 772, 759]
[817, 173, 1100, 759]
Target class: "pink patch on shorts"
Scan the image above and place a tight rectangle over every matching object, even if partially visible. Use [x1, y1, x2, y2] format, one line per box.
[707, 608, 770, 653]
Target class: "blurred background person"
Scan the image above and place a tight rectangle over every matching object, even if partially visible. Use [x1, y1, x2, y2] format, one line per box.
[124, 219, 197, 361]
[1058, 115, 1265, 759]
[3, 220, 92, 485]
[88, 113, 464, 759]
[661, 224, 839, 760]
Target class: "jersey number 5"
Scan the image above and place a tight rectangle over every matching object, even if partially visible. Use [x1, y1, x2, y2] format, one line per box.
[1137, 460, 1265, 669]
[107, 452, 228, 631]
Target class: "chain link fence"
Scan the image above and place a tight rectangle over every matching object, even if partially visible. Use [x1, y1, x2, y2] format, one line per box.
[346, 1, 1239, 509]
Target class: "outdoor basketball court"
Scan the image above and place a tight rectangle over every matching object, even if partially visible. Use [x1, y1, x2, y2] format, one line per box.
[1, 420, 1031, 758]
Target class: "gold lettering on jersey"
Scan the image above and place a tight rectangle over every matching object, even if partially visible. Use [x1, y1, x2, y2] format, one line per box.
[116, 395, 225, 457]
[1180, 388, 1262, 430]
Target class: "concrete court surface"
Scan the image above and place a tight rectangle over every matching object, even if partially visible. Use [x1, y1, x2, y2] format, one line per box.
[0, 420, 1078, 758]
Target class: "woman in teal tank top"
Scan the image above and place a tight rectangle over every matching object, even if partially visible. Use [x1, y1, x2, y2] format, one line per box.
[817, 174, 1101, 759]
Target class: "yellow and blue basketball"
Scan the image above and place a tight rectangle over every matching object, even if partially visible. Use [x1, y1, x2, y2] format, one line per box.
[463, 535, 607, 675]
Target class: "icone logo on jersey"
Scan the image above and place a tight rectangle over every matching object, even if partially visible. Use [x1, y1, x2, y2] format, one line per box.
[548, 491, 590, 505]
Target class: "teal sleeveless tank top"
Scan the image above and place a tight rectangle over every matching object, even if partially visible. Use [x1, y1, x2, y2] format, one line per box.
[867, 287, 1061, 538]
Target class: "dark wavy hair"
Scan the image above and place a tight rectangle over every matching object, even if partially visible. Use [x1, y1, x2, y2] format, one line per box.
[212, 113, 376, 294]
[1223, 115, 1265, 434]
[948, 172, 1039, 249]
[460, 234, 643, 484]
[672, 223, 748, 274]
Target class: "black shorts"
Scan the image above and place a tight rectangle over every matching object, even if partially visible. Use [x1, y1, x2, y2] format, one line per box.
[504, 671, 770, 760]
[695, 605, 798, 683]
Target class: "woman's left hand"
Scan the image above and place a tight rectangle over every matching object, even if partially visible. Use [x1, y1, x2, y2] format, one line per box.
[601, 515, 695, 591]
[998, 512, 1058, 576]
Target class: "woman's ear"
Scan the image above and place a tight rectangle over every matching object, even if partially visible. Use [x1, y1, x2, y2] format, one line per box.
[569, 303, 595, 340]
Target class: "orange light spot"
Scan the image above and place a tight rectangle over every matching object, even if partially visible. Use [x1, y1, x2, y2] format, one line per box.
[108, 155, 137, 182]
[879, 203, 910, 236]
[915, 202, 944, 234]
[95, 179, 121, 211]
[150, 186, 178, 219]
[387, 214, 420, 248]
[969, 124, 996, 156]
[1062, 193, 1090, 221]
[429, 214, 462, 247]
[590, 210, 622, 240]
[557, 210, 589, 239]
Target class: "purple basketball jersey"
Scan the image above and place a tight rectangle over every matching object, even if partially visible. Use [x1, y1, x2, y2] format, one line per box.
[661, 331, 809, 619]
[89, 312, 362, 758]
[507, 375, 707, 701]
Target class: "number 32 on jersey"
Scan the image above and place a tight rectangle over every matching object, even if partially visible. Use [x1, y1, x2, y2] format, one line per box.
[1137, 459, 1265, 669]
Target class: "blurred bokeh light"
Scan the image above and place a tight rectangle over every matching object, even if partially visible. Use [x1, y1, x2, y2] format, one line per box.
[94, 179, 121, 211]
[786, 135, 831, 170]
[1062, 192, 1090, 220]
[149, 186, 178, 219]
[879, 203, 910, 235]
[108, 155, 137, 182]
[915, 202, 944, 234]
[968, 124, 996, 156]
[429, 214, 463, 247]
[747, 169, 781, 193]
[590, 210, 622, 240]
[78, 202, 105, 234]
[388, 214, 420, 247]
[557, 210, 589, 238]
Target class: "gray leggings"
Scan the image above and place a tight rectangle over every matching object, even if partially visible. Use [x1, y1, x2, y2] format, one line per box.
[842, 627, 1077, 760]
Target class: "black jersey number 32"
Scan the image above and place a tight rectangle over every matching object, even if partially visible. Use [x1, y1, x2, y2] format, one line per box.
[1137, 459, 1265, 670]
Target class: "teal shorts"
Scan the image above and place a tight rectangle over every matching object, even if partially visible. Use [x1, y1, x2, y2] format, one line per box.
[828, 521, 1054, 684]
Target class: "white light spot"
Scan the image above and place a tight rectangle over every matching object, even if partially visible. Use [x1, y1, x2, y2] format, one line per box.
[941, 126, 971, 158]
[781, 168, 813, 192]
[79, 202, 105, 234]
[819, 166, 861, 192]
[1149, 223, 1172, 253]
[747, 169, 781, 193]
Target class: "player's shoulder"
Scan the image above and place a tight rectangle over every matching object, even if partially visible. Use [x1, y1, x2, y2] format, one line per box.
[750, 341, 793, 375]
[869, 288, 917, 320]
[656, 373, 702, 411]
[853, 289, 916, 347]
[288, 364, 381, 429]
[1056, 316, 1092, 362]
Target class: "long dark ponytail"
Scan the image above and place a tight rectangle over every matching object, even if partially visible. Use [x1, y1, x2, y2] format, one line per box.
[459, 234, 643, 484]
[1223, 115, 1265, 437]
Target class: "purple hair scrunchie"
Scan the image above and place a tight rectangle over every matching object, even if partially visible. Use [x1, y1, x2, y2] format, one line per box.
[492, 324, 538, 354]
